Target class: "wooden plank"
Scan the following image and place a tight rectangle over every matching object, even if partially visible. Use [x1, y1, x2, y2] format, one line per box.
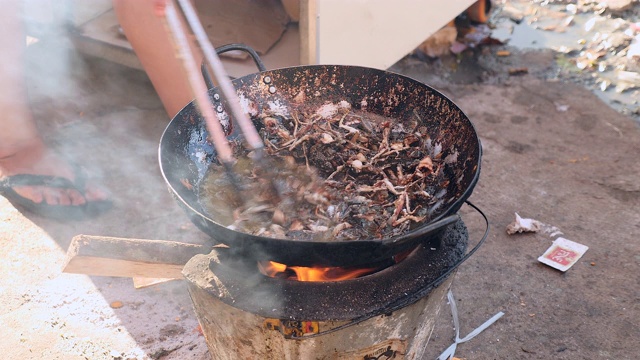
[132, 277, 177, 288]
[72, 9, 300, 78]
[220, 24, 300, 77]
[194, 0, 290, 56]
[64, 235, 209, 279]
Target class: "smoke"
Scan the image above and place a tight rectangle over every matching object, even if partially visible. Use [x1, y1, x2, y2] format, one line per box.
[12, 2, 210, 244]
[21, 1, 89, 129]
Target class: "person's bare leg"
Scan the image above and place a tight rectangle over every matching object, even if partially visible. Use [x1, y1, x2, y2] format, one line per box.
[0, 1, 108, 208]
[113, 0, 197, 118]
[0, 0, 42, 158]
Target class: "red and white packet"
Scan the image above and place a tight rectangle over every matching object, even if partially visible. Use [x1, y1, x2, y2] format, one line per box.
[538, 237, 588, 272]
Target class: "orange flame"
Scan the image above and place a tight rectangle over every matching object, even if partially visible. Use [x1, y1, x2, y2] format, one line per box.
[258, 247, 416, 282]
[258, 261, 379, 282]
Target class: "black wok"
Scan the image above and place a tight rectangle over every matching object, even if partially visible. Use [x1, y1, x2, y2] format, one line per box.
[159, 63, 481, 267]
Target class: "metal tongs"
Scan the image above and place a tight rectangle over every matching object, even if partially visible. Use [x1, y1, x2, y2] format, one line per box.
[163, 0, 266, 170]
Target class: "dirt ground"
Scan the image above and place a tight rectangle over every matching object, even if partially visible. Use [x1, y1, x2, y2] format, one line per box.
[2, 5, 640, 360]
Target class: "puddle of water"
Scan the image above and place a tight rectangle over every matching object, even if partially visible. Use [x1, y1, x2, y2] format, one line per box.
[492, 9, 590, 52]
[492, 20, 548, 49]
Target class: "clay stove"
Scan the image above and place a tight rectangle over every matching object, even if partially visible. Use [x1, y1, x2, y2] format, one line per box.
[183, 220, 471, 360]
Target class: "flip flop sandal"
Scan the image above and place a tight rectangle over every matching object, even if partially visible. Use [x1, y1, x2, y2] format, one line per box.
[0, 165, 112, 221]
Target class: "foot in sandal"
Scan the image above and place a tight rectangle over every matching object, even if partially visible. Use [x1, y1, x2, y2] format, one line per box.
[0, 139, 112, 220]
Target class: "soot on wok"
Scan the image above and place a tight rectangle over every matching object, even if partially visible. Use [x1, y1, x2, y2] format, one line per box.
[201, 101, 456, 242]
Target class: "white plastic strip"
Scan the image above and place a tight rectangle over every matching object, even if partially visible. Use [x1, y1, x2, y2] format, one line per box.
[437, 290, 505, 360]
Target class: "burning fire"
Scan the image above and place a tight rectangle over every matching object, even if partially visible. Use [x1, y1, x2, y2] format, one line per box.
[258, 249, 414, 282]
[258, 261, 380, 281]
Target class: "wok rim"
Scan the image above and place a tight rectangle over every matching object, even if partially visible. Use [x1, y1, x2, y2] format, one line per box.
[158, 64, 482, 247]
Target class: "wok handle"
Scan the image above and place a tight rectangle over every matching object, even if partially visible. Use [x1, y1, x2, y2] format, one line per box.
[387, 200, 489, 310]
[290, 200, 489, 340]
[201, 43, 267, 89]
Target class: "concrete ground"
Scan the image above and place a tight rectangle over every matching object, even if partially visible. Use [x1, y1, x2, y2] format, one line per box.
[395, 56, 640, 359]
[1, 32, 639, 360]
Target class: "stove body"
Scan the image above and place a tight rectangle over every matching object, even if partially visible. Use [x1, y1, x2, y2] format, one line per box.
[183, 221, 469, 360]
[188, 276, 452, 360]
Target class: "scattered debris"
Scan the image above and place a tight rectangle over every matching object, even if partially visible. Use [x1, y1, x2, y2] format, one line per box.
[506, 213, 542, 234]
[628, 33, 640, 60]
[453, 24, 502, 54]
[501, 3, 525, 23]
[555, 103, 570, 112]
[490, 0, 640, 120]
[505, 193, 597, 273]
[567, 156, 589, 163]
[417, 24, 458, 58]
[615, 70, 640, 93]
[149, 345, 183, 360]
[600, 0, 636, 14]
[506, 213, 563, 237]
[414, 0, 638, 119]
[538, 237, 589, 272]
[415, 9, 503, 58]
[508, 67, 529, 76]
[109, 301, 124, 309]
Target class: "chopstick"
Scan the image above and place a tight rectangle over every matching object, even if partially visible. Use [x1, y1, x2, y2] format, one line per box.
[163, 1, 236, 165]
[175, 0, 265, 155]
[164, 0, 281, 204]
[165, 0, 266, 163]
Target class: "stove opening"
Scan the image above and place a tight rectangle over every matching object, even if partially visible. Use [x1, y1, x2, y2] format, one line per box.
[257, 246, 418, 281]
